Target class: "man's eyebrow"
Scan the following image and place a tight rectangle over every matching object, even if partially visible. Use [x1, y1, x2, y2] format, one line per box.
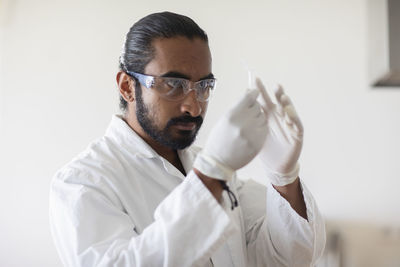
[160, 71, 215, 81]
[199, 73, 215, 80]
[160, 71, 190, 79]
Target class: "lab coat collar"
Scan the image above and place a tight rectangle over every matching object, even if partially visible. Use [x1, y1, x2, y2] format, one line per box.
[105, 115, 199, 175]
[105, 114, 158, 159]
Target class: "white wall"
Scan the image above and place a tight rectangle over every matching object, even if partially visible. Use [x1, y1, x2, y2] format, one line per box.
[1, 0, 399, 266]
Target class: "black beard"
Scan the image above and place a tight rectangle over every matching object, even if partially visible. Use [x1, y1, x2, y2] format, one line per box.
[135, 88, 203, 150]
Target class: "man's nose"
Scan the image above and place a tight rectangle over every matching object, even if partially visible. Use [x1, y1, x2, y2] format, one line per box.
[180, 89, 202, 117]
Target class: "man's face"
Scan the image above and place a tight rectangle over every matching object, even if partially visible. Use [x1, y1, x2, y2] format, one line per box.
[134, 36, 212, 150]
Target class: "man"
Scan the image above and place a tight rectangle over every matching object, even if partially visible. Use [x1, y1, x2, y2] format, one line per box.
[50, 12, 325, 266]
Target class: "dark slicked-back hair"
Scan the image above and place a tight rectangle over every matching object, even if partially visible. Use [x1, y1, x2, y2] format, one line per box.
[119, 12, 208, 112]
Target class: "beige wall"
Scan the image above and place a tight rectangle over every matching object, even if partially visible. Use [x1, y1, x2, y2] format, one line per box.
[1, 0, 399, 266]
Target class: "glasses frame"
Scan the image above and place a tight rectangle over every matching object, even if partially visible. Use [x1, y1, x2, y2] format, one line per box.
[126, 71, 216, 102]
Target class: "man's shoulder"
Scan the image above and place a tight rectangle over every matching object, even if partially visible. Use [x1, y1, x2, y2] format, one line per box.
[50, 136, 130, 209]
[52, 136, 123, 184]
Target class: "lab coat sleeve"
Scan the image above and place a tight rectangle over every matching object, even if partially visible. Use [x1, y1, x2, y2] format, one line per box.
[237, 178, 326, 267]
[49, 168, 237, 267]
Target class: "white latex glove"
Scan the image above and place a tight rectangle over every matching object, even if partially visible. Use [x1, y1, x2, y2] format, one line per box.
[256, 79, 304, 186]
[193, 89, 268, 181]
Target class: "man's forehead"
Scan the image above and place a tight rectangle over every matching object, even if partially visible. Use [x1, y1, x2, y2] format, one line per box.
[145, 36, 212, 79]
[151, 36, 209, 50]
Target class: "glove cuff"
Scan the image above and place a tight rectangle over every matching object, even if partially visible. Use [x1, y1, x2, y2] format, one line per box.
[265, 163, 300, 186]
[193, 151, 235, 181]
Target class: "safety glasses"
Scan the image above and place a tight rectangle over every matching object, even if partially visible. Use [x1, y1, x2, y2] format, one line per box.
[126, 71, 216, 102]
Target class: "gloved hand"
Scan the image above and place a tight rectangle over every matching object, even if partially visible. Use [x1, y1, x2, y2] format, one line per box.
[256, 79, 304, 186]
[193, 89, 268, 181]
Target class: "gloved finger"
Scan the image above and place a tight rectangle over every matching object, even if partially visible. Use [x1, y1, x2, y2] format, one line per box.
[251, 104, 268, 123]
[279, 94, 292, 108]
[244, 100, 263, 117]
[278, 94, 300, 125]
[284, 104, 304, 136]
[275, 102, 285, 118]
[237, 88, 260, 109]
[247, 110, 268, 128]
[284, 110, 295, 126]
[250, 101, 262, 116]
[292, 115, 304, 137]
[284, 104, 297, 120]
[267, 111, 291, 143]
[273, 84, 285, 105]
[256, 78, 275, 110]
[281, 95, 296, 124]
[287, 121, 303, 142]
[290, 122, 303, 139]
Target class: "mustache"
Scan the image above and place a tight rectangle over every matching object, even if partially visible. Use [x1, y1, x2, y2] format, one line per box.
[166, 115, 203, 128]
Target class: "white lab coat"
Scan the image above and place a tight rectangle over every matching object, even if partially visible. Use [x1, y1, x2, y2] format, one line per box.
[49, 115, 325, 267]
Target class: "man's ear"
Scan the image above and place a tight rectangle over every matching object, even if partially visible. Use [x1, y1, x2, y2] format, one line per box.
[117, 71, 136, 102]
